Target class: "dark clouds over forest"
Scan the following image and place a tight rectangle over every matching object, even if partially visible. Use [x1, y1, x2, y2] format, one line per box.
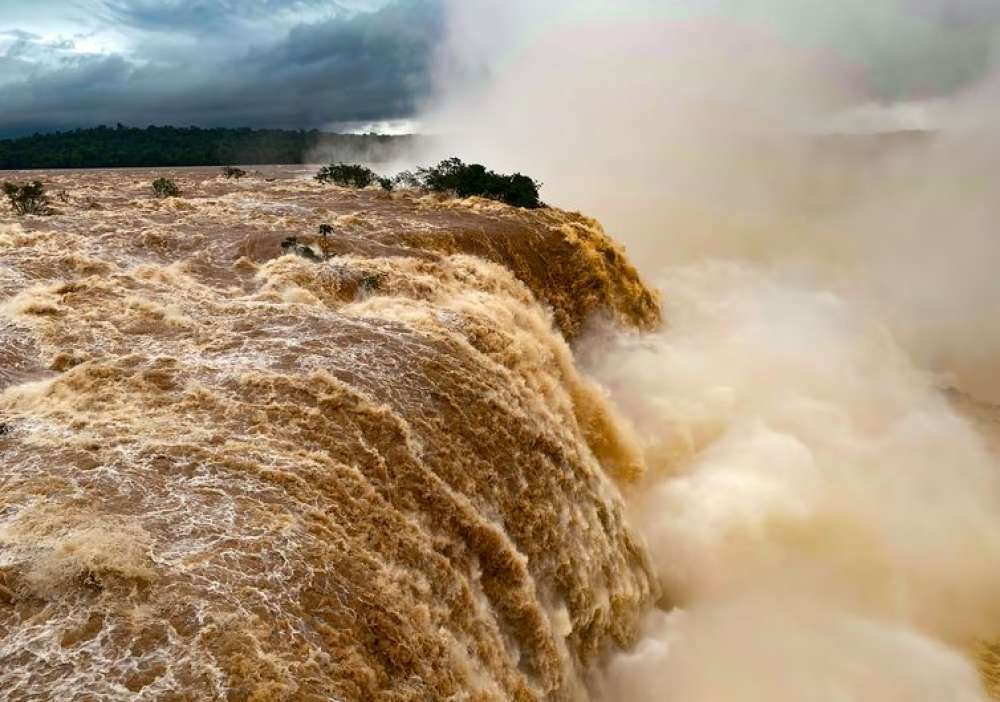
[0, 0, 998, 137]
[0, 0, 441, 136]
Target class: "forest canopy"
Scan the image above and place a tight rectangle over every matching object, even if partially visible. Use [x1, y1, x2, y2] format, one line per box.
[0, 125, 421, 170]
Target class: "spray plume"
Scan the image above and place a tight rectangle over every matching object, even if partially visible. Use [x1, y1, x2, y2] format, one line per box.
[425, 1, 1000, 698]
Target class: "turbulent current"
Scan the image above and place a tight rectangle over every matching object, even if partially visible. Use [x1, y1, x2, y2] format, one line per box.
[1, 166, 999, 702]
[0, 167, 660, 701]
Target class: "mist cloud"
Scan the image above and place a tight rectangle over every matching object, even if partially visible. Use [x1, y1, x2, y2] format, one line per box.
[427, 2, 1000, 699]
[425, 0, 1000, 400]
[435, 0, 1000, 105]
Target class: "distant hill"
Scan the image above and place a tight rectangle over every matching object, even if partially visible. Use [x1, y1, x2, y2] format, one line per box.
[0, 125, 423, 170]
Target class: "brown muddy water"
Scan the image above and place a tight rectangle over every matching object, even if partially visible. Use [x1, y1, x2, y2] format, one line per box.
[1, 166, 999, 702]
[0, 166, 660, 701]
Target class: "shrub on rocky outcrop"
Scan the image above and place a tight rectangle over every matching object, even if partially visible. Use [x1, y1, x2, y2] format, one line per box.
[315, 163, 378, 189]
[152, 178, 180, 198]
[416, 158, 543, 209]
[2, 181, 52, 215]
[314, 158, 544, 209]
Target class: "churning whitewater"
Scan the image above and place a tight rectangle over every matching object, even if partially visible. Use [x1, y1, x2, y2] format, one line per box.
[0, 167, 661, 701]
[1, 165, 999, 701]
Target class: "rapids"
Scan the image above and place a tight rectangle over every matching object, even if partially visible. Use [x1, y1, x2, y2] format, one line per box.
[0, 167, 657, 701]
[2, 166, 999, 701]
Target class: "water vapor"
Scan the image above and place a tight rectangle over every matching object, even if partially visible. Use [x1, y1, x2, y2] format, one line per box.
[427, 0, 1000, 399]
[582, 264, 1000, 699]
[427, 1, 1000, 698]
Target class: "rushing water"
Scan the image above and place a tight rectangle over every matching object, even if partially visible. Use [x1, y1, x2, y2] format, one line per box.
[1, 167, 999, 701]
[0, 167, 662, 701]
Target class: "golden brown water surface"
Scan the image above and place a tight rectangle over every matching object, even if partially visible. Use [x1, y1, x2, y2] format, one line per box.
[0, 166, 659, 701]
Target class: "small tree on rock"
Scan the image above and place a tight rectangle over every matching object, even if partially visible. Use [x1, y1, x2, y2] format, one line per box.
[152, 178, 180, 198]
[315, 163, 378, 189]
[2, 181, 53, 215]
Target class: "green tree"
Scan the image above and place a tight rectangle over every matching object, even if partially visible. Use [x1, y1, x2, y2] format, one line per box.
[2, 181, 52, 215]
[152, 178, 180, 198]
[415, 158, 543, 209]
[315, 163, 379, 188]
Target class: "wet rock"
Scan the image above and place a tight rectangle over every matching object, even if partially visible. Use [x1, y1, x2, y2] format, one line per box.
[280, 236, 323, 262]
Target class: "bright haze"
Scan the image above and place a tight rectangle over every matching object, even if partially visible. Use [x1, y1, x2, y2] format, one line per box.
[426, 2, 1000, 700]
[426, 0, 1000, 400]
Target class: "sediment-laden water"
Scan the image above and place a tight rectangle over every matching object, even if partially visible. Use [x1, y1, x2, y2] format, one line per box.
[0, 167, 658, 701]
[2, 166, 999, 702]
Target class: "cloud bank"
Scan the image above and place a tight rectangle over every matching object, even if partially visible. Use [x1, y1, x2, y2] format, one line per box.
[3, 0, 1000, 138]
[0, 0, 442, 137]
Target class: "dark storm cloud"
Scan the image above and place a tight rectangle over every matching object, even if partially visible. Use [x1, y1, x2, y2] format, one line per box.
[3, 0, 1000, 138]
[98, 0, 347, 36]
[0, 0, 442, 137]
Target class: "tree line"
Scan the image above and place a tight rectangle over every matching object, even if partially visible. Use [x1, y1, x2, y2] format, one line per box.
[0, 125, 421, 170]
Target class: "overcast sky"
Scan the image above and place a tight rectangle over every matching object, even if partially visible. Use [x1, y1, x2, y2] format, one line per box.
[0, 0, 998, 138]
[0, 0, 442, 137]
